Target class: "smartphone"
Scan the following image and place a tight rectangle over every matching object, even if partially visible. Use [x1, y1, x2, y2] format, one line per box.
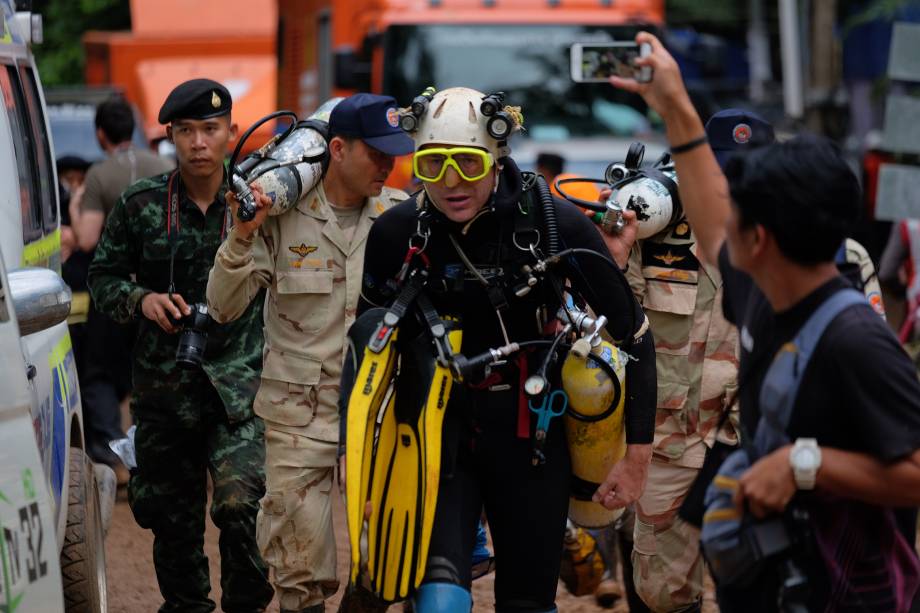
[570, 42, 653, 84]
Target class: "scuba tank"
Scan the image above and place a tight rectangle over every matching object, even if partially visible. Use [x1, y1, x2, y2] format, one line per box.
[558, 519, 606, 597]
[229, 97, 343, 221]
[555, 141, 683, 239]
[559, 306, 628, 528]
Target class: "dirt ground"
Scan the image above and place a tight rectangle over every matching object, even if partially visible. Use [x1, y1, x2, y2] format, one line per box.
[104, 486, 719, 612]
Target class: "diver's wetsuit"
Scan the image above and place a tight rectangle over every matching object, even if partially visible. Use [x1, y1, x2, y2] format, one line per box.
[356, 160, 656, 611]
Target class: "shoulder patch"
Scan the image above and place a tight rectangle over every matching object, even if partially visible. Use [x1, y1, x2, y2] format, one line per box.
[382, 186, 410, 205]
[122, 173, 170, 201]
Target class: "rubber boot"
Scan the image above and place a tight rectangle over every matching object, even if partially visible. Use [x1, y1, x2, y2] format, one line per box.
[412, 582, 472, 613]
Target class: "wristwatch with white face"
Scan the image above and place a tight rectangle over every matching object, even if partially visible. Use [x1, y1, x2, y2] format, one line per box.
[790, 438, 822, 490]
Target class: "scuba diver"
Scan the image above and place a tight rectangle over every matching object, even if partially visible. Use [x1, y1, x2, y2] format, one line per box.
[341, 87, 657, 612]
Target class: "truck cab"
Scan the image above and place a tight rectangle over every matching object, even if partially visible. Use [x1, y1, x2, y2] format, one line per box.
[278, 0, 667, 184]
[0, 1, 110, 609]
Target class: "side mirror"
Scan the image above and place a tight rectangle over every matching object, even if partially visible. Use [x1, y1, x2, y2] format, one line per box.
[333, 48, 372, 91]
[8, 268, 72, 336]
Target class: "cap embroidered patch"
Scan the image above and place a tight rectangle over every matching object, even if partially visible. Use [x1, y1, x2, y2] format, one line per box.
[211, 92, 221, 108]
[386, 107, 400, 128]
[732, 123, 752, 144]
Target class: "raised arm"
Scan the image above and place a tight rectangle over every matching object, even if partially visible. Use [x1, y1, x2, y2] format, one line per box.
[609, 31, 730, 266]
[206, 187, 274, 323]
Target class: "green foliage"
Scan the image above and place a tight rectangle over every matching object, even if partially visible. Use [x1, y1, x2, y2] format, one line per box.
[30, 0, 131, 85]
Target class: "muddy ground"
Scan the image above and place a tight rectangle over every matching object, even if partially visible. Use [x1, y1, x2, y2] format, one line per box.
[104, 487, 719, 612]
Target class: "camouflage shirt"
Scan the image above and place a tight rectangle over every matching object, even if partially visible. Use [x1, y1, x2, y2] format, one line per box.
[626, 220, 740, 468]
[87, 171, 264, 423]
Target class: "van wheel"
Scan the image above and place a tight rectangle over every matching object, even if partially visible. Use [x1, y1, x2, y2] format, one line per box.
[61, 448, 108, 612]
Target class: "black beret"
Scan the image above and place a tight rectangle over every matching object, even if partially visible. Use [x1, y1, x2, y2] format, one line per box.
[158, 78, 232, 124]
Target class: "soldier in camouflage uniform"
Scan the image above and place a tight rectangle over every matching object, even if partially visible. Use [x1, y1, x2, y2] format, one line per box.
[206, 94, 413, 613]
[88, 79, 273, 613]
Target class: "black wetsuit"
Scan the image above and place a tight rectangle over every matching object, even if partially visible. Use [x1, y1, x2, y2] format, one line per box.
[357, 160, 656, 611]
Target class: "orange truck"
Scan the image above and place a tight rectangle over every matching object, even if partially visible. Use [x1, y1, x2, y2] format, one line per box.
[82, 0, 278, 153]
[277, 0, 665, 185]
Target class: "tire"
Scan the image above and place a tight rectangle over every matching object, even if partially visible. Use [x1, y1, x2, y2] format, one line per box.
[61, 447, 108, 612]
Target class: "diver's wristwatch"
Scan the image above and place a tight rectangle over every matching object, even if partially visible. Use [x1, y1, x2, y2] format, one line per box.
[790, 438, 821, 490]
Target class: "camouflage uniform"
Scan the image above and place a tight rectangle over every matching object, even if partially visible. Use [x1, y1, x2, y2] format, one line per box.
[207, 182, 407, 611]
[88, 171, 273, 613]
[622, 221, 740, 612]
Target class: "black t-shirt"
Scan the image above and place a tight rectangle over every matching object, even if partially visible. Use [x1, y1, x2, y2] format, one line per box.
[719, 245, 920, 460]
[718, 244, 920, 610]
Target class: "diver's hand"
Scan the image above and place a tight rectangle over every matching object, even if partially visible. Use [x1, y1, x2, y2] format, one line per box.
[607, 32, 695, 124]
[595, 444, 651, 509]
[141, 292, 190, 334]
[734, 444, 797, 519]
[595, 188, 638, 269]
[229, 183, 271, 239]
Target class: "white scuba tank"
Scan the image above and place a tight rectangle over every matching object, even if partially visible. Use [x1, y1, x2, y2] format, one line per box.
[605, 166, 681, 239]
[232, 97, 343, 219]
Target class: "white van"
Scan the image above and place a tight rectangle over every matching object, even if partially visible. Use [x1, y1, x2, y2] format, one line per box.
[0, 2, 110, 610]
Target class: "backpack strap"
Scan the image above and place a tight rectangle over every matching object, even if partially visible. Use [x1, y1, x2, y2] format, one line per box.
[754, 288, 867, 456]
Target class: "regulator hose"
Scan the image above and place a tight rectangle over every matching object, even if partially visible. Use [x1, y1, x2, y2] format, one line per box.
[535, 174, 560, 256]
[229, 110, 298, 222]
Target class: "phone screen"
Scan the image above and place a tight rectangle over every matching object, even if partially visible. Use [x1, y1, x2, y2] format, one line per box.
[575, 43, 644, 82]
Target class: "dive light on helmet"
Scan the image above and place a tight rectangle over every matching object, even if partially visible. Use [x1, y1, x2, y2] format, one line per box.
[411, 86, 437, 117]
[230, 98, 342, 222]
[399, 112, 419, 133]
[479, 92, 505, 117]
[486, 112, 513, 140]
[400, 86, 437, 134]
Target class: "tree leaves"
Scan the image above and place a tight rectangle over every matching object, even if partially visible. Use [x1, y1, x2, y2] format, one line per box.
[30, 0, 130, 85]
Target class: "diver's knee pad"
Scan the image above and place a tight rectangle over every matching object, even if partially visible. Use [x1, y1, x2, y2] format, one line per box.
[412, 582, 472, 613]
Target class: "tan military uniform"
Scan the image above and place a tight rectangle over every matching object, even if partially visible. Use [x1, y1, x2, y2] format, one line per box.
[624, 220, 740, 612]
[206, 183, 407, 611]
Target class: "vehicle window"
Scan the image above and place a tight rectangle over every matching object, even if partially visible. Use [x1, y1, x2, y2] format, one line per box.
[0, 65, 40, 243]
[19, 66, 57, 232]
[383, 24, 653, 139]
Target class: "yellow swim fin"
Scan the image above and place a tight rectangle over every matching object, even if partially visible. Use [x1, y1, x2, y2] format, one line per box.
[366, 321, 462, 602]
[345, 312, 399, 585]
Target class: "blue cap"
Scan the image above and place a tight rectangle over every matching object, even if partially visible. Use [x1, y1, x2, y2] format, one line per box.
[704, 109, 775, 169]
[328, 93, 414, 156]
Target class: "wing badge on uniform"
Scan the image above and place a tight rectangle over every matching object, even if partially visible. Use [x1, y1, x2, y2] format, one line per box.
[654, 250, 686, 266]
[289, 243, 318, 257]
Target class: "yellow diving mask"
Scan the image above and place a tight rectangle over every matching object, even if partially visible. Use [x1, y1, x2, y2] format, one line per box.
[413, 147, 494, 183]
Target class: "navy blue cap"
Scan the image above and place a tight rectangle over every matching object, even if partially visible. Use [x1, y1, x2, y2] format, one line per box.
[159, 78, 232, 124]
[328, 93, 414, 156]
[704, 109, 775, 169]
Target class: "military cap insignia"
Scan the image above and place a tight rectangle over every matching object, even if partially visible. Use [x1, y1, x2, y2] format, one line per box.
[654, 250, 686, 266]
[211, 91, 221, 108]
[673, 222, 691, 239]
[289, 243, 318, 257]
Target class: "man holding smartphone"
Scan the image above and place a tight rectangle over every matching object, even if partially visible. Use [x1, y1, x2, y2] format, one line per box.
[609, 32, 920, 612]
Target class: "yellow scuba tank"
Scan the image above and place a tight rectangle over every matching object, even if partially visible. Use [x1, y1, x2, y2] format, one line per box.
[559, 520, 606, 597]
[561, 310, 627, 528]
